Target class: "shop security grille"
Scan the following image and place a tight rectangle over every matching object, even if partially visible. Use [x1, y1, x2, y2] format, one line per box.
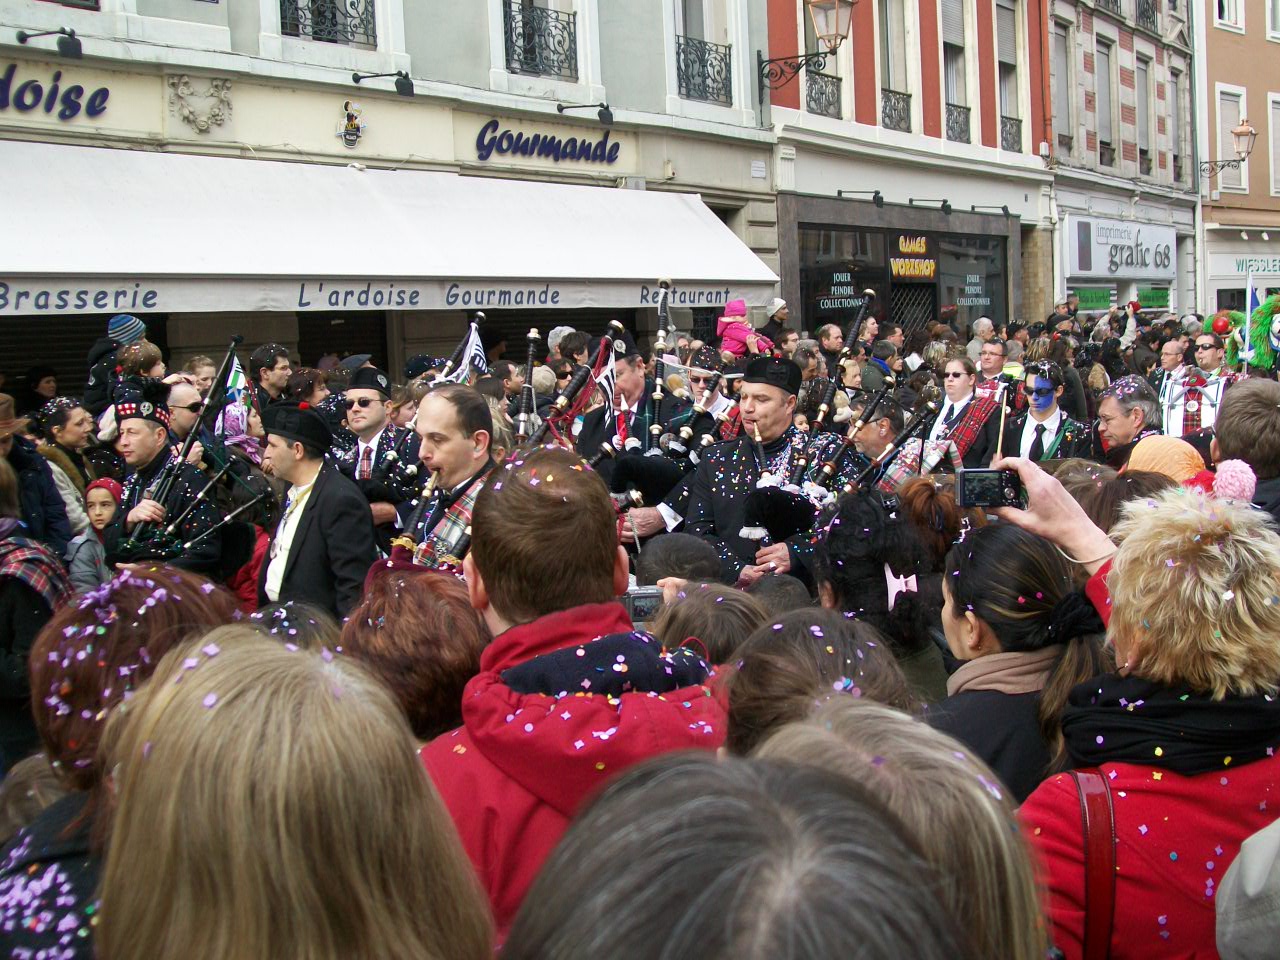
[891, 285, 937, 335]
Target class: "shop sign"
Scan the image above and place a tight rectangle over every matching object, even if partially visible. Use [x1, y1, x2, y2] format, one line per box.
[1064, 215, 1175, 281]
[475, 118, 620, 165]
[955, 272, 991, 307]
[815, 271, 874, 311]
[1208, 253, 1280, 278]
[889, 233, 936, 282]
[1137, 287, 1170, 309]
[0, 63, 109, 121]
[1072, 287, 1113, 311]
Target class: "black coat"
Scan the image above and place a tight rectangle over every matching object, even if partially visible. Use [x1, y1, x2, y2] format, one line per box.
[7, 437, 72, 558]
[0, 577, 52, 770]
[995, 410, 1091, 465]
[928, 689, 1052, 804]
[82, 336, 118, 417]
[258, 462, 376, 619]
[575, 384, 692, 487]
[331, 425, 420, 554]
[925, 399, 1001, 470]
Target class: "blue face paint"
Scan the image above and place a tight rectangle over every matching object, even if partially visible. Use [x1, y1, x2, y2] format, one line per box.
[1028, 376, 1056, 412]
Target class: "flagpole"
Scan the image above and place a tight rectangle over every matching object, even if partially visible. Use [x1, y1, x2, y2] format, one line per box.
[1242, 269, 1256, 368]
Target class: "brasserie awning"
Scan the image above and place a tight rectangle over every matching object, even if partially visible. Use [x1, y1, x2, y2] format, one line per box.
[0, 140, 778, 317]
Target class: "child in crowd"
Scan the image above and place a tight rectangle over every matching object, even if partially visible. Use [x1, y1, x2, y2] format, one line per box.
[65, 477, 121, 592]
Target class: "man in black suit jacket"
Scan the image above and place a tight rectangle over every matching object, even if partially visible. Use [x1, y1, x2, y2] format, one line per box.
[575, 350, 692, 487]
[259, 402, 376, 619]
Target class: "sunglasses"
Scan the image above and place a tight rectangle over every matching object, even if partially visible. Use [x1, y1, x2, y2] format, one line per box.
[943, 371, 968, 379]
[344, 397, 378, 410]
[1028, 386, 1055, 398]
[1194, 343, 1217, 351]
[173, 402, 203, 413]
[555, 372, 572, 381]
[688, 374, 715, 385]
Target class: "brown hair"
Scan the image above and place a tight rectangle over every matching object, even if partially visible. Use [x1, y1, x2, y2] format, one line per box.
[29, 565, 238, 794]
[341, 569, 490, 740]
[1080, 470, 1178, 532]
[117, 339, 163, 377]
[756, 701, 1049, 960]
[286, 367, 328, 403]
[896, 477, 963, 572]
[651, 584, 769, 665]
[0, 457, 19, 519]
[0, 754, 66, 847]
[1216, 378, 1280, 480]
[725, 609, 917, 755]
[96, 632, 492, 960]
[943, 355, 976, 377]
[471, 447, 618, 623]
[183, 355, 214, 374]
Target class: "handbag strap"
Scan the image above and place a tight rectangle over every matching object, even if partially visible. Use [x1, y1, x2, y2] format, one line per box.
[1071, 768, 1117, 960]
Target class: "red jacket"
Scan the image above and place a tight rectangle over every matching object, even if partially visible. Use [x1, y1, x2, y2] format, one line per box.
[1021, 755, 1280, 960]
[420, 602, 725, 939]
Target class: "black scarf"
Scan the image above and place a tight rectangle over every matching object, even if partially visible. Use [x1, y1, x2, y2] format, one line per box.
[1062, 674, 1280, 776]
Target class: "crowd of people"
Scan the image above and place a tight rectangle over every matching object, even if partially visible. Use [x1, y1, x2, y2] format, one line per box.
[0, 290, 1278, 958]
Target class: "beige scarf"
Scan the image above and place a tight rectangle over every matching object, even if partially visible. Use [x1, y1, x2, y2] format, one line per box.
[946, 645, 1065, 698]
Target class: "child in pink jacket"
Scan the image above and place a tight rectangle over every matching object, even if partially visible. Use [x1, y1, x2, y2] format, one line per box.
[715, 300, 774, 357]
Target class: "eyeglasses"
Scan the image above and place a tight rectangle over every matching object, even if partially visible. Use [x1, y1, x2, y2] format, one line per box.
[688, 374, 714, 385]
[1028, 387, 1055, 398]
[344, 397, 378, 410]
[943, 371, 968, 379]
[1194, 343, 1218, 351]
[173, 402, 203, 414]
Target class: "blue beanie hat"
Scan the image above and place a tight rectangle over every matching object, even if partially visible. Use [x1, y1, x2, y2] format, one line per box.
[107, 314, 147, 346]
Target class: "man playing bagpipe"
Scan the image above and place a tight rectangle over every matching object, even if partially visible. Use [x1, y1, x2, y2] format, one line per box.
[684, 356, 859, 587]
[923, 357, 1001, 470]
[991, 361, 1090, 464]
[329, 366, 420, 553]
[103, 377, 225, 576]
[396, 384, 494, 570]
[851, 396, 961, 494]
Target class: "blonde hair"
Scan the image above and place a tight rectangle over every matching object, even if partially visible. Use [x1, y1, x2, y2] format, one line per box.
[756, 699, 1048, 960]
[1109, 487, 1280, 698]
[97, 630, 492, 960]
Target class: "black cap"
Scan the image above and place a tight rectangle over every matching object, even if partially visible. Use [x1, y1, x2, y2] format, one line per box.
[339, 353, 373, 373]
[262, 401, 333, 451]
[347, 366, 392, 398]
[741, 356, 802, 396]
[404, 354, 438, 380]
[689, 344, 725, 374]
[113, 376, 171, 429]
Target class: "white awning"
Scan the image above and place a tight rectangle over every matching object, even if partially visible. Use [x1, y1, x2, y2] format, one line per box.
[0, 140, 777, 317]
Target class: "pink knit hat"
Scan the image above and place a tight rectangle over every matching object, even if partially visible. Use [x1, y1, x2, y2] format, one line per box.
[720, 299, 747, 319]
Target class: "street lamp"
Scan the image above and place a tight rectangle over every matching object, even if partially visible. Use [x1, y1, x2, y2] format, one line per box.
[352, 71, 414, 97]
[1201, 118, 1257, 177]
[757, 0, 855, 109]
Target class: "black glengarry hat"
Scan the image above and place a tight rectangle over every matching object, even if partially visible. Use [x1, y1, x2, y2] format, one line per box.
[347, 366, 392, 398]
[262, 401, 333, 450]
[742, 356, 802, 396]
[113, 376, 171, 429]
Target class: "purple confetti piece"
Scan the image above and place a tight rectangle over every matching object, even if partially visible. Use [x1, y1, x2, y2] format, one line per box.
[203, 692, 218, 709]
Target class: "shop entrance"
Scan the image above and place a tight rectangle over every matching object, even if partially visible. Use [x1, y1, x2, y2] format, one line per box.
[890, 285, 938, 335]
[296, 312, 389, 371]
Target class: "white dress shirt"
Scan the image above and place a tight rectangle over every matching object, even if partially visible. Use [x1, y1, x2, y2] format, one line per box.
[1019, 408, 1063, 459]
[264, 475, 318, 602]
[929, 392, 974, 442]
[355, 427, 387, 478]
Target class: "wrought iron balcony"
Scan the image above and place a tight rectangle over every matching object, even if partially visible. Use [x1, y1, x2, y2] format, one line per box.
[1097, 0, 1121, 14]
[1100, 141, 1116, 167]
[946, 103, 971, 143]
[1001, 115, 1022, 151]
[881, 88, 911, 132]
[1137, 0, 1158, 31]
[281, 0, 376, 46]
[676, 34, 733, 106]
[503, 1, 578, 81]
[807, 72, 841, 118]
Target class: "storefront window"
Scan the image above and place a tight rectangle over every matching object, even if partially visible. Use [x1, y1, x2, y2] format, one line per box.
[798, 227, 888, 334]
[937, 235, 1007, 331]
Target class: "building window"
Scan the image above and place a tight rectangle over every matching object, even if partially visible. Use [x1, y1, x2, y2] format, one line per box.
[1170, 71, 1183, 182]
[1096, 41, 1114, 166]
[1271, 96, 1280, 194]
[1052, 23, 1072, 151]
[942, 0, 969, 142]
[280, 0, 376, 46]
[1137, 0, 1159, 31]
[41, 0, 99, 8]
[1270, 0, 1280, 39]
[1216, 0, 1244, 31]
[1137, 58, 1151, 175]
[503, 0, 579, 81]
[997, 0, 1020, 150]
[1219, 90, 1245, 189]
[880, 0, 911, 130]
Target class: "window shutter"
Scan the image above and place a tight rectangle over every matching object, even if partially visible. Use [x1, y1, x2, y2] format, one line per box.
[1096, 45, 1112, 141]
[1220, 93, 1242, 187]
[997, 1, 1017, 65]
[942, 0, 965, 45]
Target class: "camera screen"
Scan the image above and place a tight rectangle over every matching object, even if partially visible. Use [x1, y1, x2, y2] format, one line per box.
[963, 471, 1006, 504]
[628, 592, 664, 623]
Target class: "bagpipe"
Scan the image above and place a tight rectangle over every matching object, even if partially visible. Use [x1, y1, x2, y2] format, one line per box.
[739, 423, 832, 549]
[813, 378, 896, 489]
[843, 396, 941, 495]
[514, 326, 541, 444]
[649, 279, 672, 446]
[527, 318, 628, 448]
[112, 336, 249, 565]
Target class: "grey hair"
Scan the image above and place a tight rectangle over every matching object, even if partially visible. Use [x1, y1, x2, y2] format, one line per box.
[1101, 375, 1161, 431]
[547, 326, 575, 352]
[1006, 340, 1025, 361]
[503, 753, 964, 960]
[973, 317, 994, 335]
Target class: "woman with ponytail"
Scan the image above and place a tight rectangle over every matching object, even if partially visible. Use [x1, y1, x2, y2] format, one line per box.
[930, 523, 1108, 802]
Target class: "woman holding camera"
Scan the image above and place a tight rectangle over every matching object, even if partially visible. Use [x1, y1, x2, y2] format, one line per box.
[929, 523, 1108, 803]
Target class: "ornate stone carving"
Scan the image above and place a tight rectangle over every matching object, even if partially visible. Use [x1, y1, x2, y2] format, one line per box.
[167, 75, 232, 134]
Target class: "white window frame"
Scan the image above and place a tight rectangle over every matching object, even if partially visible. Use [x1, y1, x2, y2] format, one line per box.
[1051, 19, 1073, 154]
[1216, 82, 1249, 193]
[1269, 92, 1280, 197]
[6, 0, 232, 54]
[487, 0, 606, 105]
[1268, 0, 1280, 42]
[1095, 34, 1115, 146]
[1215, 0, 1245, 35]
[259, 0, 409, 75]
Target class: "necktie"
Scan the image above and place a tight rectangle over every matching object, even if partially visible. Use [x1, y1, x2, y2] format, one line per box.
[358, 445, 373, 480]
[944, 404, 961, 427]
[1028, 423, 1046, 461]
[616, 407, 630, 444]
